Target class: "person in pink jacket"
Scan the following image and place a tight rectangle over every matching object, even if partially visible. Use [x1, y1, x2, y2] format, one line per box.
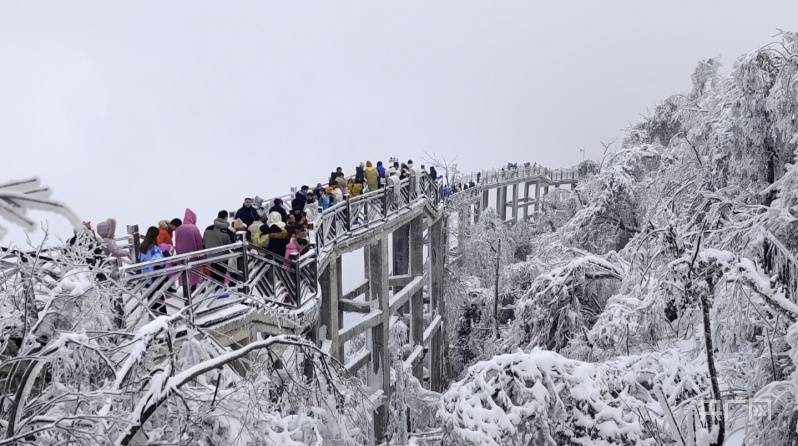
[174, 208, 203, 289]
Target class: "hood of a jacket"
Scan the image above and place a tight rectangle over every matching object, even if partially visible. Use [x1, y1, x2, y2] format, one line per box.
[96, 218, 116, 239]
[267, 211, 286, 228]
[183, 208, 197, 225]
[213, 218, 229, 230]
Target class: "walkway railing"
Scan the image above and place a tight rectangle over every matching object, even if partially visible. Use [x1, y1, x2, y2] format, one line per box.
[446, 164, 577, 207]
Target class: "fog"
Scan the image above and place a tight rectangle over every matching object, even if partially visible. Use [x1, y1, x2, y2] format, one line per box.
[2, 1, 796, 243]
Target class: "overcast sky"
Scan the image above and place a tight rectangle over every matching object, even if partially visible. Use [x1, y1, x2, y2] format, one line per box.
[2, 1, 797, 244]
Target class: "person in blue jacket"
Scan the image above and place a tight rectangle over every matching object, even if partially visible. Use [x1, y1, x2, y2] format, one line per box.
[138, 226, 164, 273]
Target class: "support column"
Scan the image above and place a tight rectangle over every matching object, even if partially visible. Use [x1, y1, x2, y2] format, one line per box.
[511, 183, 519, 222]
[320, 257, 341, 361]
[495, 187, 502, 219]
[409, 216, 424, 380]
[543, 184, 550, 212]
[428, 217, 446, 391]
[392, 224, 410, 277]
[523, 182, 531, 220]
[481, 190, 489, 211]
[496, 187, 507, 220]
[457, 208, 467, 253]
[534, 180, 541, 213]
[393, 224, 410, 313]
[368, 237, 391, 441]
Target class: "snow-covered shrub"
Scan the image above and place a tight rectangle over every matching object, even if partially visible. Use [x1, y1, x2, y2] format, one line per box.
[561, 144, 661, 253]
[509, 255, 623, 353]
[439, 348, 708, 446]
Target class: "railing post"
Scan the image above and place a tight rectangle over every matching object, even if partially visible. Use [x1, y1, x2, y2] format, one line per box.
[363, 197, 370, 227]
[236, 233, 250, 292]
[291, 253, 302, 307]
[127, 224, 140, 263]
[181, 258, 194, 324]
[344, 194, 352, 232]
[382, 187, 390, 218]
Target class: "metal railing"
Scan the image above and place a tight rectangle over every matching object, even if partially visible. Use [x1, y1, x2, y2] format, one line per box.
[118, 235, 318, 329]
[445, 164, 578, 206]
[314, 172, 441, 254]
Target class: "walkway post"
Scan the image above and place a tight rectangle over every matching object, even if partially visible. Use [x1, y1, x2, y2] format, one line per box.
[534, 180, 541, 213]
[392, 223, 410, 315]
[127, 224, 140, 263]
[368, 237, 391, 441]
[429, 217, 446, 391]
[523, 181, 531, 220]
[495, 187, 505, 220]
[344, 194, 352, 232]
[511, 183, 519, 222]
[236, 232, 250, 292]
[481, 190, 489, 211]
[409, 216, 424, 381]
[320, 258, 341, 361]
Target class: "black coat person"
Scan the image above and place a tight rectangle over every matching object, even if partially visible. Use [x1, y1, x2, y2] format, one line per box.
[269, 198, 289, 223]
[291, 187, 309, 211]
[235, 198, 260, 227]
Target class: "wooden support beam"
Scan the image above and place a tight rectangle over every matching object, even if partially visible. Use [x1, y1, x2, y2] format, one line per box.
[345, 349, 371, 375]
[339, 298, 371, 314]
[341, 279, 369, 302]
[423, 314, 442, 345]
[388, 274, 413, 288]
[403, 345, 425, 371]
[338, 310, 382, 344]
[388, 276, 424, 314]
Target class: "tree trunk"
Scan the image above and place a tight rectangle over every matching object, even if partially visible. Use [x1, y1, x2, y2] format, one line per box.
[494, 240, 501, 339]
[700, 277, 725, 446]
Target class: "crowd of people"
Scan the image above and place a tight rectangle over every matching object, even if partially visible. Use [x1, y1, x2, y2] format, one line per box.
[72, 160, 440, 287]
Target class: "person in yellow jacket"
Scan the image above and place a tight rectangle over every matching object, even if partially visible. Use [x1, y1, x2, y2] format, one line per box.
[348, 178, 363, 197]
[364, 160, 379, 192]
[247, 218, 270, 248]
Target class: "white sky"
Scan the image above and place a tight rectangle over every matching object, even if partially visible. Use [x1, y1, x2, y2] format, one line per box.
[2, 1, 797, 244]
